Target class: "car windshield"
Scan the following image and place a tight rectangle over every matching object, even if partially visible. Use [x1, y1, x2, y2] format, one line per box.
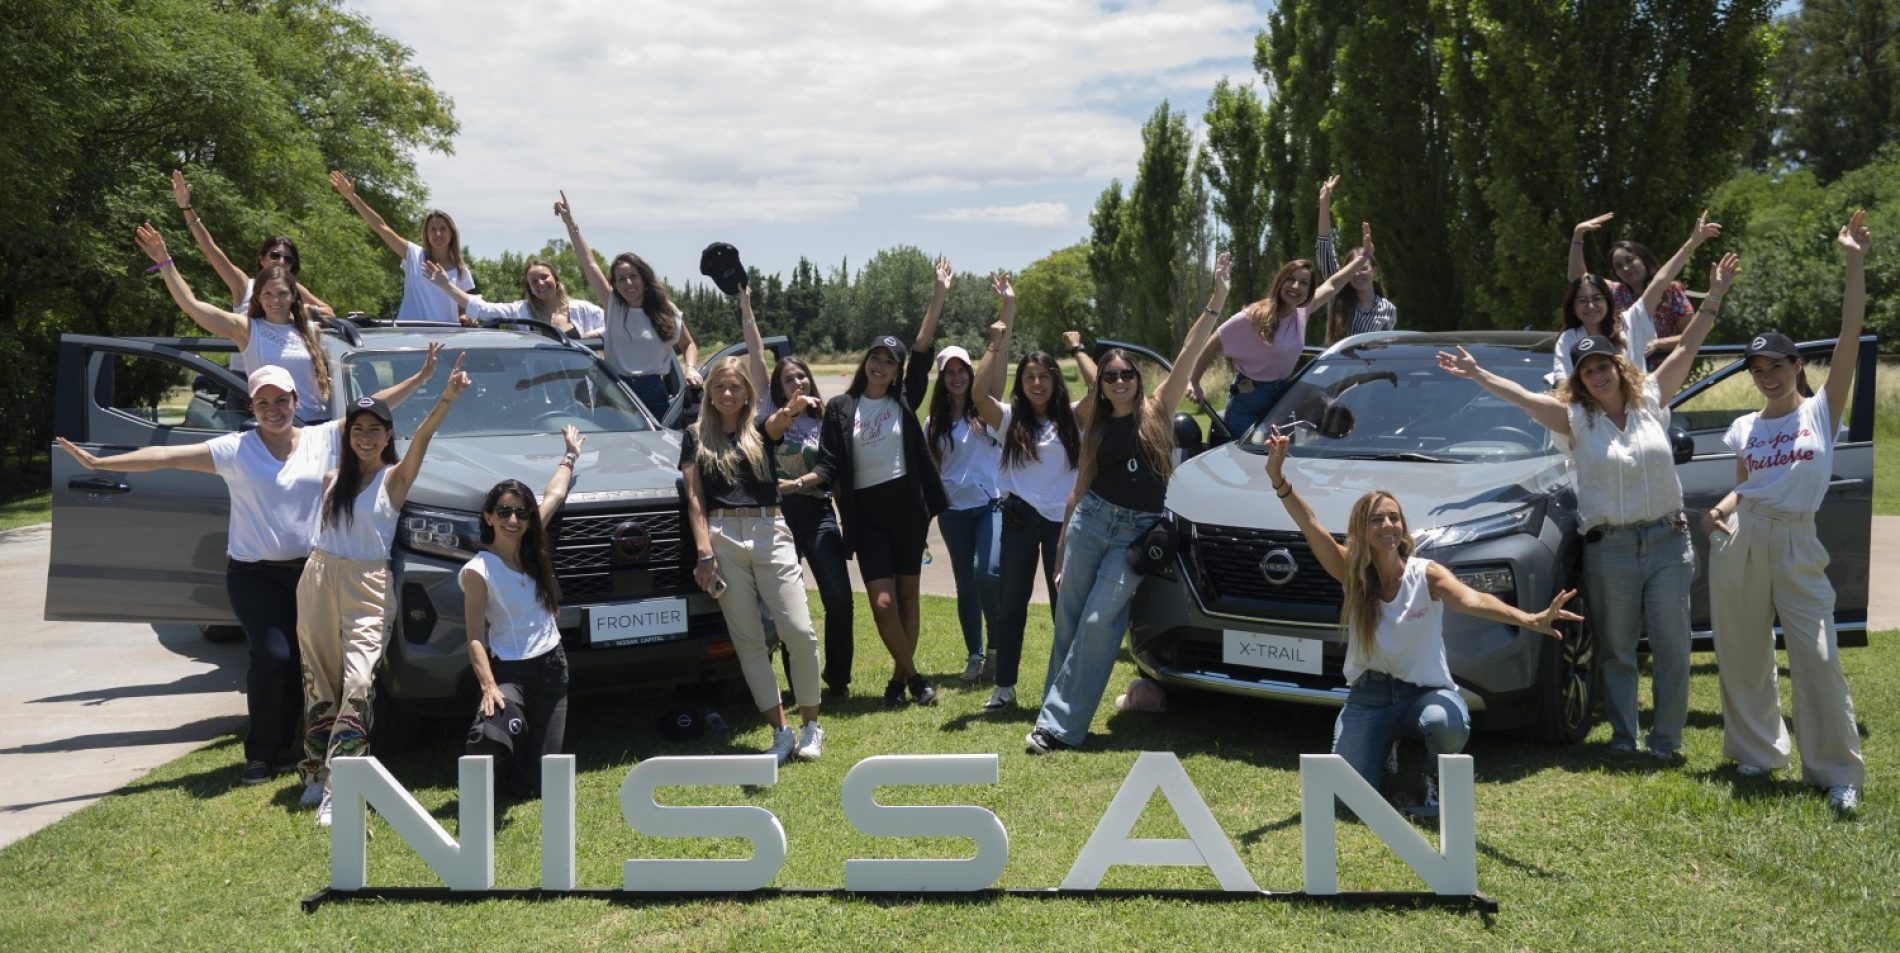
[1239, 350, 1559, 462]
[342, 346, 653, 436]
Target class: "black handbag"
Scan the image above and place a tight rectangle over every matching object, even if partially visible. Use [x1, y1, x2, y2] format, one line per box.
[1125, 518, 1177, 576]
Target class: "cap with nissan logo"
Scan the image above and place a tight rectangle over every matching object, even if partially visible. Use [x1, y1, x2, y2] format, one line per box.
[1568, 334, 1619, 371]
[868, 335, 908, 362]
[347, 395, 394, 426]
[1744, 331, 1800, 361]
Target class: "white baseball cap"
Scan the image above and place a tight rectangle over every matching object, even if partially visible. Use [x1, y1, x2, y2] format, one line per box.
[246, 364, 297, 398]
[935, 345, 974, 372]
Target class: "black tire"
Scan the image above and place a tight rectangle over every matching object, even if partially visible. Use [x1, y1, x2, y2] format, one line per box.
[199, 624, 245, 644]
[1525, 573, 1599, 745]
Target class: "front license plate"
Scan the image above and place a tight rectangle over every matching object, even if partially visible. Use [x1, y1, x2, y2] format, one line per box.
[1222, 629, 1322, 674]
[589, 597, 690, 645]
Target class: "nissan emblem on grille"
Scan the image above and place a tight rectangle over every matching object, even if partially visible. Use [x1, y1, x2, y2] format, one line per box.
[612, 521, 653, 560]
[1259, 548, 1298, 586]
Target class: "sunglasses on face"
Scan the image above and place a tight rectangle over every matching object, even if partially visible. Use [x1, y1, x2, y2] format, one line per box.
[1100, 370, 1139, 384]
[492, 505, 532, 521]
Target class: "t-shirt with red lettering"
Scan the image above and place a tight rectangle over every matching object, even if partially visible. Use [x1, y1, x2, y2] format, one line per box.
[1723, 393, 1835, 513]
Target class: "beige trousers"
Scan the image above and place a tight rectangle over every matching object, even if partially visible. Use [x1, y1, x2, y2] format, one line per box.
[709, 512, 823, 712]
[295, 549, 391, 786]
[1709, 498, 1864, 787]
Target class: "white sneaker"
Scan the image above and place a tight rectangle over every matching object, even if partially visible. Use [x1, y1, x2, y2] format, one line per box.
[1736, 763, 1773, 777]
[299, 781, 325, 808]
[315, 790, 334, 828]
[982, 686, 1016, 711]
[1826, 785, 1860, 814]
[767, 726, 797, 766]
[795, 722, 825, 761]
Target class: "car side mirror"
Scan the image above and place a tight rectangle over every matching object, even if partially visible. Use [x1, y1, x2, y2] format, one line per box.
[1172, 412, 1204, 459]
[1319, 404, 1355, 439]
[1668, 425, 1694, 465]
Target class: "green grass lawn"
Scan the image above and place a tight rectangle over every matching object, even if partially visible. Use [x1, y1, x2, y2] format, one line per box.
[1, 595, 1895, 951]
[0, 491, 49, 532]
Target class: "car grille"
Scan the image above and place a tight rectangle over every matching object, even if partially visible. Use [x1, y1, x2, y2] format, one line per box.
[549, 507, 694, 603]
[1183, 522, 1344, 614]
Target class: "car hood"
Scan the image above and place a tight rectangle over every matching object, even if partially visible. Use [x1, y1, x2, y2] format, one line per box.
[1167, 444, 1571, 532]
[398, 431, 683, 512]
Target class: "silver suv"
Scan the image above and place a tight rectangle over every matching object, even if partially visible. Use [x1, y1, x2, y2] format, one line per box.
[44, 321, 762, 733]
[1125, 331, 1877, 744]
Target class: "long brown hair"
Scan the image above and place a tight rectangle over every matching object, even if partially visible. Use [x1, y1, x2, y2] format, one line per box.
[1341, 491, 1415, 659]
[421, 210, 465, 272]
[1074, 350, 1174, 491]
[927, 353, 985, 463]
[609, 252, 679, 343]
[770, 357, 824, 417]
[323, 406, 398, 529]
[1560, 274, 1625, 354]
[246, 265, 331, 404]
[1553, 352, 1645, 421]
[1241, 258, 1317, 345]
[1000, 352, 1079, 471]
[1327, 247, 1390, 344]
[479, 480, 562, 614]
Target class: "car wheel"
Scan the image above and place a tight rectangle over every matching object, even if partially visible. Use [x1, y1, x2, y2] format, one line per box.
[199, 624, 245, 644]
[1526, 574, 1599, 745]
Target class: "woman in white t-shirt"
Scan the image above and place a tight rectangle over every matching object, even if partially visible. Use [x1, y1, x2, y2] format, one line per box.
[1265, 431, 1576, 817]
[1438, 251, 1735, 761]
[55, 351, 441, 788]
[134, 224, 334, 422]
[556, 192, 699, 420]
[462, 425, 585, 800]
[1703, 212, 1871, 814]
[422, 258, 605, 339]
[1551, 213, 1720, 379]
[329, 170, 476, 324]
[296, 357, 469, 827]
[969, 273, 1096, 712]
[169, 170, 336, 323]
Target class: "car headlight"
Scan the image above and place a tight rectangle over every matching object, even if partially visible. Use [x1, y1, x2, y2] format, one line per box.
[400, 505, 482, 560]
[1412, 498, 1546, 552]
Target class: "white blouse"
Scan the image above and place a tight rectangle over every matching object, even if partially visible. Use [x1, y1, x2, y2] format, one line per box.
[1553, 378, 1683, 532]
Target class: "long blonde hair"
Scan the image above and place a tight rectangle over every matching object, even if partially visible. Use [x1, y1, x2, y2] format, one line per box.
[1240, 258, 1317, 345]
[1074, 350, 1175, 492]
[1341, 491, 1415, 659]
[692, 357, 769, 485]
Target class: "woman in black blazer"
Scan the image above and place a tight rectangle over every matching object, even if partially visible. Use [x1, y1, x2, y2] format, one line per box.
[799, 325, 949, 709]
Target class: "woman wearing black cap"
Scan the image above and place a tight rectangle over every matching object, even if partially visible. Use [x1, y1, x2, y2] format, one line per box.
[55, 351, 443, 788]
[1705, 211, 1870, 813]
[803, 298, 948, 709]
[462, 425, 587, 799]
[296, 356, 470, 827]
[1438, 251, 1737, 760]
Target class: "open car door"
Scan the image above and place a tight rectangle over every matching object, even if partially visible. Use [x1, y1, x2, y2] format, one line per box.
[658, 334, 794, 430]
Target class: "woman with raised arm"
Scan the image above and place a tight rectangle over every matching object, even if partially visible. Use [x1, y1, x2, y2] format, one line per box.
[328, 170, 475, 324]
[462, 425, 586, 800]
[806, 286, 947, 710]
[970, 274, 1093, 712]
[1437, 250, 1738, 761]
[1315, 176, 1397, 345]
[683, 357, 828, 764]
[171, 170, 335, 321]
[1263, 430, 1577, 814]
[1554, 212, 1721, 379]
[738, 287, 855, 697]
[1704, 212, 1870, 814]
[56, 348, 443, 788]
[555, 192, 699, 420]
[297, 355, 471, 826]
[1568, 212, 1697, 361]
[1023, 253, 1231, 754]
[134, 223, 334, 422]
[1190, 225, 1371, 436]
[423, 259, 605, 338]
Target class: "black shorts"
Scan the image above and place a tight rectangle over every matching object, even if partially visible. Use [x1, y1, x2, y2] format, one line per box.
[852, 478, 929, 581]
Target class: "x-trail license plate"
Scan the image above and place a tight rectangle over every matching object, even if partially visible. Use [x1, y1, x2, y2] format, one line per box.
[1223, 629, 1322, 675]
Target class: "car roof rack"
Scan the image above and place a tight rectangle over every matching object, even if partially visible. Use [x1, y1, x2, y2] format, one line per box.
[326, 315, 364, 348]
[475, 316, 586, 349]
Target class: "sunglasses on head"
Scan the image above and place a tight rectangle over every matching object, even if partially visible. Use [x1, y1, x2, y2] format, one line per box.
[492, 505, 532, 521]
[1100, 369, 1139, 384]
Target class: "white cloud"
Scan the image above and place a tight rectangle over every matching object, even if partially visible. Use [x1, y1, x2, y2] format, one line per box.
[344, 0, 1268, 282]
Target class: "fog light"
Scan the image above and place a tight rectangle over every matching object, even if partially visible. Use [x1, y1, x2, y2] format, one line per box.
[400, 583, 437, 645]
[1454, 566, 1515, 595]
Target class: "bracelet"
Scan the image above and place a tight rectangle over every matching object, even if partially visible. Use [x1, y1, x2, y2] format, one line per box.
[145, 258, 173, 274]
[559, 460, 574, 471]
[1570, 239, 1585, 246]
[1276, 486, 1291, 499]
[696, 553, 717, 564]
[1202, 305, 1220, 315]
[180, 205, 193, 212]
[1068, 344, 1085, 355]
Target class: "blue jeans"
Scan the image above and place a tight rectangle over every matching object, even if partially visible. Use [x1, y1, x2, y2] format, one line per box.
[1582, 516, 1694, 752]
[623, 373, 670, 421]
[1035, 493, 1160, 746]
[1221, 377, 1290, 437]
[994, 505, 1062, 689]
[1332, 671, 1470, 786]
[937, 503, 1001, 658]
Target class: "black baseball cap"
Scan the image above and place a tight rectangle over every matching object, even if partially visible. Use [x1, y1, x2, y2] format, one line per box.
[1568, 334, 1619, 370]
[466, 696, 527, 757]
[655, 707, 705, 742]
[1743, 331, 1800, 361]
[346, 395, 393, 426]
[867, 334, 908, 362]
[698, 242, 748, 296]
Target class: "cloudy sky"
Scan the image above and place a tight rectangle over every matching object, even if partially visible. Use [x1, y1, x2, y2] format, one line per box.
[345, 0, 1272, 288]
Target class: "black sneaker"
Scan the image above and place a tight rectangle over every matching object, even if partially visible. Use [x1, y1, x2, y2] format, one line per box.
[824, 681, 851, 701]
[1024, 727, 1070, 755]
[907, 674, 938, 706]
[882, 679, 908, 709]
[239, 760, 274, 786]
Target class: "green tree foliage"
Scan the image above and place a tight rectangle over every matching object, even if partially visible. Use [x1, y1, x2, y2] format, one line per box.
[1124, 103, 1199, 345]
[1014, 244, 1096, 356]
[1087, 181, 1133, 335]
[0, 0, 455, 465]
[1200, 79, 1272, 305]
[1768, 0, 1900, 183]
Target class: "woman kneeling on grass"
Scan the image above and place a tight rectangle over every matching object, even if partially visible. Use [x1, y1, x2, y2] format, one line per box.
[298, 355, 470, 827]
[1264, 430, 1578, 817]
[684, 356, 827, 764]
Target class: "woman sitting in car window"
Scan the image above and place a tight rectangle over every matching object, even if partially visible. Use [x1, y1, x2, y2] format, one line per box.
[1552, 213, 1720, 379]
[56, 350, 443, 790]
[169, 170, 336, 323]
[1264, 430, 1577, 817]
[1437, 250, 1737, 762]
[556, 192, 698, 420]
[422, 259, 605, 339]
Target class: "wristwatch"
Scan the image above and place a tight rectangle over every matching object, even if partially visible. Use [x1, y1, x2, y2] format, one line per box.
[1068, 343, 1086, 355]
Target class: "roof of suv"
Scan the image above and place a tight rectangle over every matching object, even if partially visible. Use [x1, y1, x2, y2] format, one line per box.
[1325, 329, 1558, 358]
[323, 322, 592, 355]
